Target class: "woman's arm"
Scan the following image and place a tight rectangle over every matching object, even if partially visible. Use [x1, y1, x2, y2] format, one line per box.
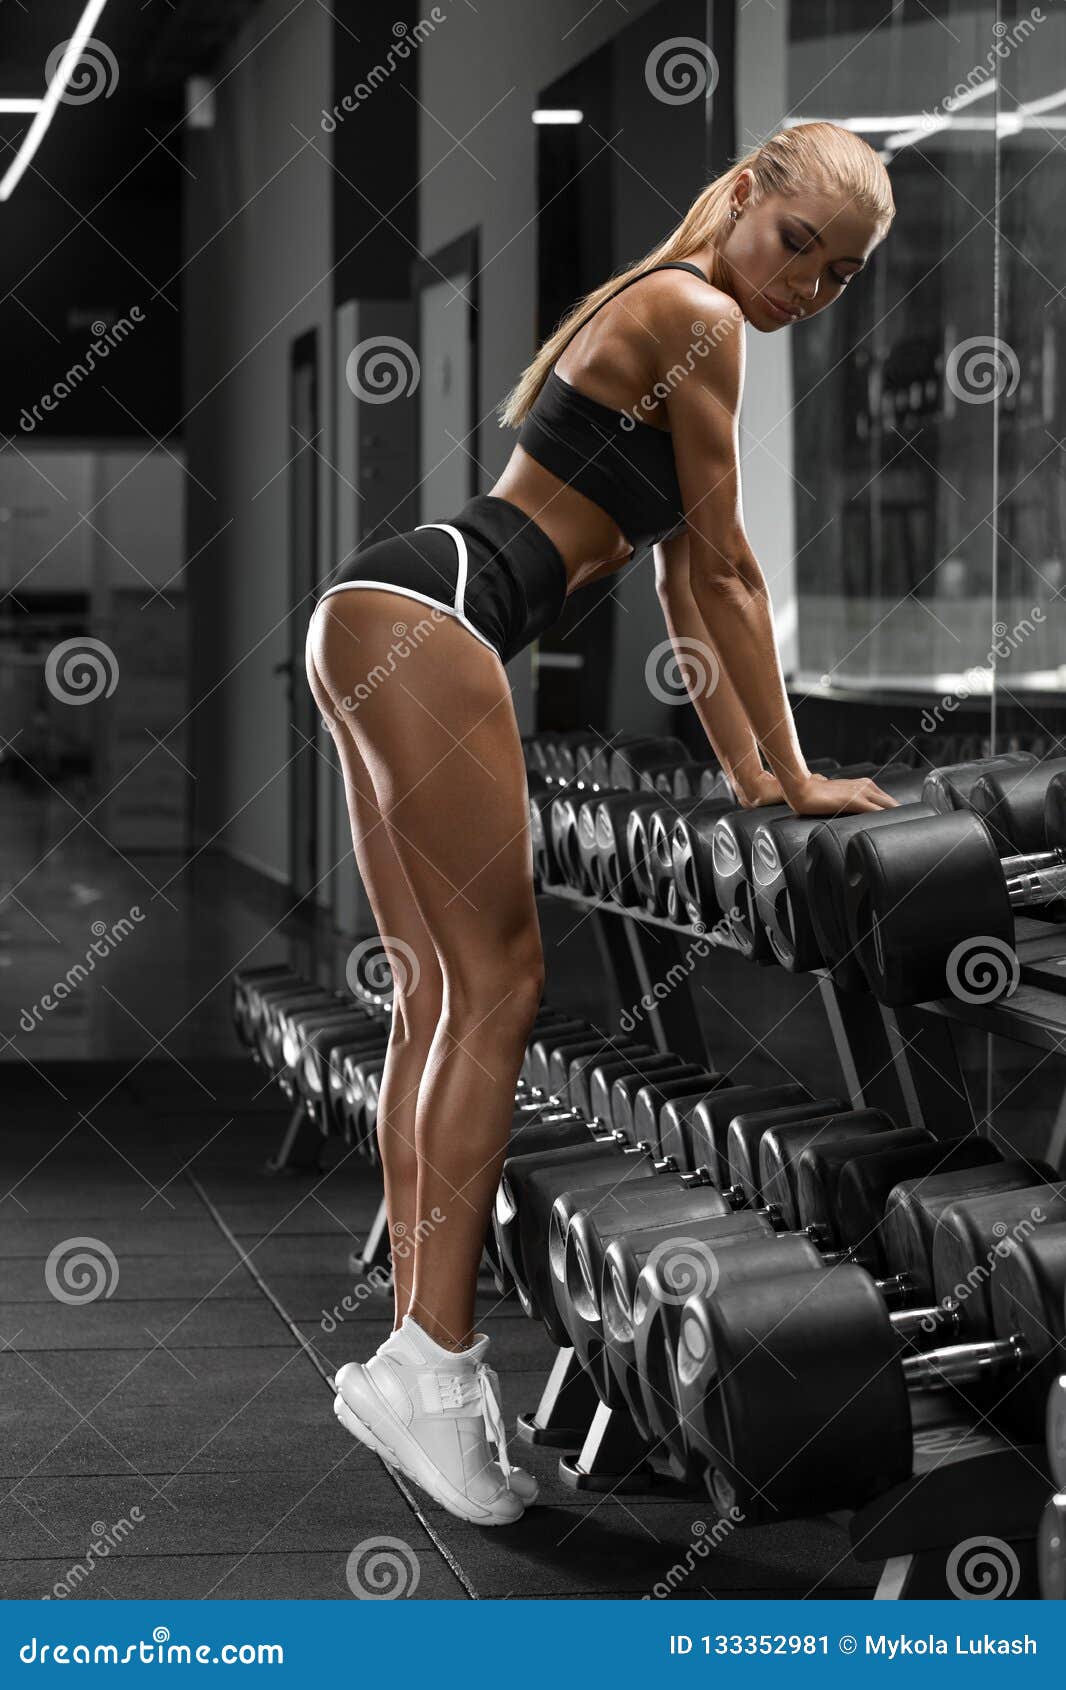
[653, 530, 780, 805]
[665, 298, 893, 816]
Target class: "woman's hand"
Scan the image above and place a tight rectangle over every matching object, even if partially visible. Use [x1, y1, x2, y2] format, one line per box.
[734, 769, 786, 809]
[784, 773, 898, 817]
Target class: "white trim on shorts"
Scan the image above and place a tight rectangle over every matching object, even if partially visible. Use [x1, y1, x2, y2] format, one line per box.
[317, 521, 503, 661]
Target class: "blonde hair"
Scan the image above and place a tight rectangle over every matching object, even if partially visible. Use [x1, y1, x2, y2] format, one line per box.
[499, 120, 895, 428]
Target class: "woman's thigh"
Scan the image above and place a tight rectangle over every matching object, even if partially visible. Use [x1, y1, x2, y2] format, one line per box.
[307, 589, 543, 1003]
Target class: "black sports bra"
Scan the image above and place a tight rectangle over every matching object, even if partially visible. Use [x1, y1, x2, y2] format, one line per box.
[516, 260, 711, 553]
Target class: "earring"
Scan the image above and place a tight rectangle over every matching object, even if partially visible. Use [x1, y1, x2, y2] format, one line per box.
[729, 206, 739, 223]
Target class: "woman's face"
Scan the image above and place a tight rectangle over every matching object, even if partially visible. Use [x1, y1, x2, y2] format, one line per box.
[722, 179, 886, 331]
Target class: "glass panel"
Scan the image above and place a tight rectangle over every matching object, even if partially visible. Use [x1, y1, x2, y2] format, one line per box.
[788, 0, 998, 753]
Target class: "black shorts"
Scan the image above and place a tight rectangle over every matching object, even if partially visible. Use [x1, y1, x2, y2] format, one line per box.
[318, 494, 569, 665]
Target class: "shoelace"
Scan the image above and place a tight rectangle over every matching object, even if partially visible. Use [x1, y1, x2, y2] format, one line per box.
[434, 1363, 514, 1485]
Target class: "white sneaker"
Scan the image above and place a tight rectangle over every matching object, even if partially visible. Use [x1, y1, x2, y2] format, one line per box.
[333, 1316, 530, 1525]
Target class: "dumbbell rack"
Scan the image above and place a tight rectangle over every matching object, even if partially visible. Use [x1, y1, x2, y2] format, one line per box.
[529, 875, 1058, 1599]
[537, 879, 981, 1142]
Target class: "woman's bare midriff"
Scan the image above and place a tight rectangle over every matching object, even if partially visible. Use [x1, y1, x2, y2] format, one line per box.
[488, 447, 638, 597]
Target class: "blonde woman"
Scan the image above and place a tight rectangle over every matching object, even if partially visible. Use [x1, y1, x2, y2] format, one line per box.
[308, 122, 897, 1525]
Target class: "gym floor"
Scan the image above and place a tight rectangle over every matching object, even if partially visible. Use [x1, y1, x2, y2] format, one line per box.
[0, 793, 1056, 1600]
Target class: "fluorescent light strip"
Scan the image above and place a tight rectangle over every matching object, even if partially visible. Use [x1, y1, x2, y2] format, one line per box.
[0, 99, 45, 114]
[532, 109, 583, 125]
[0, 0, 111, 201]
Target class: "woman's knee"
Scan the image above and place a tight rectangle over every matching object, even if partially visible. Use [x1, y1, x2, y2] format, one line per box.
[444, 942, 545, 1029]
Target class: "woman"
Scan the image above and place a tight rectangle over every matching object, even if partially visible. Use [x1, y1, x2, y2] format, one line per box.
[308, 122, 897, 1526]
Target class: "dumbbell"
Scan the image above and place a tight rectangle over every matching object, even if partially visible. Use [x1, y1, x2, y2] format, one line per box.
[685, 1217, 1066, 1524]
[795, 755, 1055, 992]
[494, 1048, 708, 1304]
[710, 763, 894, 962]
[501, 1062, 727, 1331]
[844, 784, 1066, 1005]
[667, 1156, 1050, 1489]
[555, 1105, 898, 1396]
[231, 965, 300, 1047]
[607, 737, 689, 792]
[259, 988, 343, 1072]
[574, 790, 670, 904]
[296, 1011, 384, 1115]
[749, 773, 930, 975]
[593, 1118, 954, 1438]
[668, 760, 844, 933]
